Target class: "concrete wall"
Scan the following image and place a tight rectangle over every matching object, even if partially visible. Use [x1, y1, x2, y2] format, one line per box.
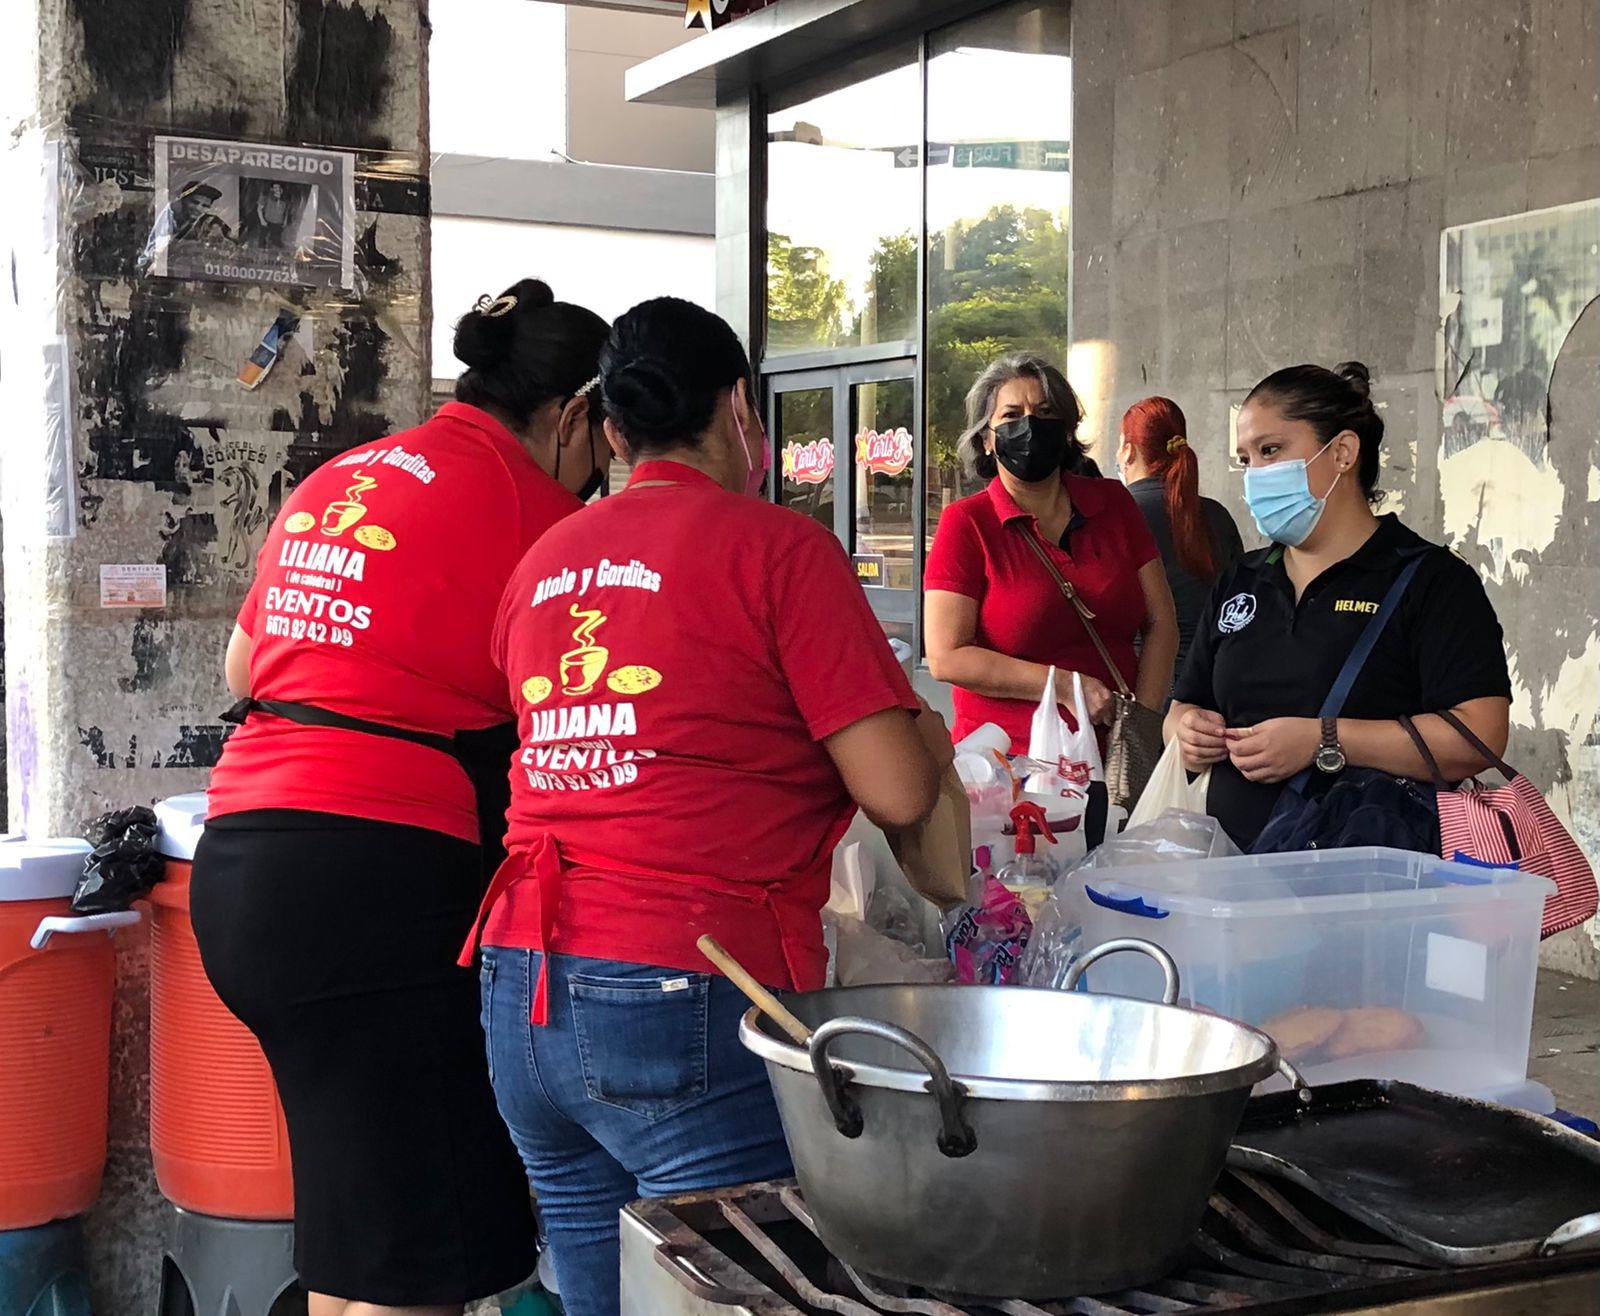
[568, 4, 714, 171]
[0, 2, 429, 1309]
[1070, 0, 1600, 972]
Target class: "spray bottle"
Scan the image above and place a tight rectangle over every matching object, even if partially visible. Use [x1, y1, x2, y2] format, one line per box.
[995, 800, 1057, 913]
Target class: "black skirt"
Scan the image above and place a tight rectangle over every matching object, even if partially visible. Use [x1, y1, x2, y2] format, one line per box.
[190, 810, 537, 1305]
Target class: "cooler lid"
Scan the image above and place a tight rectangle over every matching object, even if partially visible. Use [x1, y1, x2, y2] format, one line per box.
[155, 793, 209, 861]
[0, 838, 93, 902]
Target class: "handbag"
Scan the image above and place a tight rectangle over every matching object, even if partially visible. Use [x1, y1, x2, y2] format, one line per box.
[1012, 524, 1164, 810]
[1399, 713, 1598, 938]
[1250, 555, 1435, 855]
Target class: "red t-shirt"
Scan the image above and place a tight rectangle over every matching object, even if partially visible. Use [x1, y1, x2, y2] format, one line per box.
[475, 461, 918, 1003]
[208, 403, 582, 842]
[924, 474, 1159, 751]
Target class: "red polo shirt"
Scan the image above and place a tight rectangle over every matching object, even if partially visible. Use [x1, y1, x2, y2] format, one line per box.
[208, 402, 582, 842]
[925, 474, 1159, 751]
[470, 460, 918, 1013]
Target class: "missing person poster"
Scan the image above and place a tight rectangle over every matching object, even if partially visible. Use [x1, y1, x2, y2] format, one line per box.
[148, 137, 357, 291]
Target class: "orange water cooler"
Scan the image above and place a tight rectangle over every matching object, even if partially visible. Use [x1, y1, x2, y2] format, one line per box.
[149, 794, 294, 1220]
[0, 838, 135, 1230]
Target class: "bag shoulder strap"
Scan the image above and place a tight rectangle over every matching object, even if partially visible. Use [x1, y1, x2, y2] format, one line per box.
[1397, 714, 1449, 790]
[1011, 522, 1133, 697]
[1436, 708, 1517, 782]
[1317, 554, 1426, 719]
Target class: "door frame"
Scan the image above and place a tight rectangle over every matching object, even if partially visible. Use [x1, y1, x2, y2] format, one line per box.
[766, 355, 922, 652]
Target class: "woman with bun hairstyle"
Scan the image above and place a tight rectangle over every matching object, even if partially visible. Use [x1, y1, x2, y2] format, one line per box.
[924, 351, 1179, 753]
[1168, 361, 1513, 849]
[463, 297, 951, 1316]
[192, 279, 610, 1315]
[1117, 396, 1243, 686]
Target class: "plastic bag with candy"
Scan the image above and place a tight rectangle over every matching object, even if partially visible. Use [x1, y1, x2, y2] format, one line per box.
[944, 877, 1032, 985]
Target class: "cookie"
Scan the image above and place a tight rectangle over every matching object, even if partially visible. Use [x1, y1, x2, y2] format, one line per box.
[1326, 1007, 1425, 1059]
[1264, 1007, 1344, 1062]
[607, 664, 662, 694]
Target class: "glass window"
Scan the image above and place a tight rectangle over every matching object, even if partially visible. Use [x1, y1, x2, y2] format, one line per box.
[765, 54, 920, 355]
[776, 386, 836, 530]
[923, 3, 1072, 557]
[852, 376, 915, 647]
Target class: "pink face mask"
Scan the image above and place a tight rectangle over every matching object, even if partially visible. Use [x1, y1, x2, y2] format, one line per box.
[732, 392, 771, 498]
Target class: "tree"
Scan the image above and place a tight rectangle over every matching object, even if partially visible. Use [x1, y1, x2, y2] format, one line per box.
[766, 232, 848, 351]
[925, 205, 1070, 492]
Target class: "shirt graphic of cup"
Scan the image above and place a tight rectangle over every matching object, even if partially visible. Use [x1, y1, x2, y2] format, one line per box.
[321, 472, 377, 536]
[561, 606, 609, 695]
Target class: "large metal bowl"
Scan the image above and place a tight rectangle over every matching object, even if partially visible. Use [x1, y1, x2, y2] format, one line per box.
[740, 939, 1294, 1300]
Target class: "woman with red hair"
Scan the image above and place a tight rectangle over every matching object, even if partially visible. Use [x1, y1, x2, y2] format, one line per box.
[1118, 397, 1243, 690]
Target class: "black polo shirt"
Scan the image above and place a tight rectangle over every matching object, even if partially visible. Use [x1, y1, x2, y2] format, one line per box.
[1173, 515, 1512, 848]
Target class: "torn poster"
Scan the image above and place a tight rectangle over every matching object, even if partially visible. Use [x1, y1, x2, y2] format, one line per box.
[1440, 200, 1600, 465]
[146, 137, 357, 291]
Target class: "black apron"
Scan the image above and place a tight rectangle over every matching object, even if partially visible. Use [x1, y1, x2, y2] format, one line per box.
[221, 698, 519, 881]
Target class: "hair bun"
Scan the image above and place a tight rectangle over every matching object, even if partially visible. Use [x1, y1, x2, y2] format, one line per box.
[453, 279, 559, 371]
[1335, 360, 1374, 400]
[603, 357, 694, 433]
[504, 278, 554, 309]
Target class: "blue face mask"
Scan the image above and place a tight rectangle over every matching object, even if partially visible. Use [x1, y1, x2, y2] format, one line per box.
[1243, 442, 1341, 546]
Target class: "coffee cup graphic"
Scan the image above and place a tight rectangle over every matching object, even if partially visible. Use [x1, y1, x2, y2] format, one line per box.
[321, 472, 377, 537]
[560, 606, 609, 695]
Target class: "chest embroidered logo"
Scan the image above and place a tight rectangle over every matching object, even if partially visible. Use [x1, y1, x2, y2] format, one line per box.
[1218, 592, 1257, 634]
[1332, 598, 1380, 615]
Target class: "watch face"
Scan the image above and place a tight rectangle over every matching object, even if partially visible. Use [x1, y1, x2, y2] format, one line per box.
[1315, 745, 1347, 774]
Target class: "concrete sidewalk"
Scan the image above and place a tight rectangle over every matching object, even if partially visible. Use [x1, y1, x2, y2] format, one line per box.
[1529, 970, 1600, 1118]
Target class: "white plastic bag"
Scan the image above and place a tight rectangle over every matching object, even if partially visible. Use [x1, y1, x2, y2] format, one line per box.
[1125, 740, 1211, 830]
[1026, 667, 1102, 809]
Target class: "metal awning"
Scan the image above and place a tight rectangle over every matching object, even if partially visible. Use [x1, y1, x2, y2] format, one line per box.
[623, 0, 980, 108]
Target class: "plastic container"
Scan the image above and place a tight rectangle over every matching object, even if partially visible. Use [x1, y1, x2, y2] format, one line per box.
[1076, 847, 1555, 1106]
[0, 839, 124, 1230]
[0, 1218, 91, 1316]
[148, 794, 294, 1220]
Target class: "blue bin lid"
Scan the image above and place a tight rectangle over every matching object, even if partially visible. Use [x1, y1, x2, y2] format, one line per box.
[154, 793, 209, 861]
[0, 838, 93, 902]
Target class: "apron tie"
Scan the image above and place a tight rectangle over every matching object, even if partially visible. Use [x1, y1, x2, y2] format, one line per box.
[460, 837, 823, 1025]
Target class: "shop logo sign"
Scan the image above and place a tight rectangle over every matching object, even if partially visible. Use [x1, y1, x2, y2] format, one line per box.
[1218, 592, 1257, 634]
[685, 0, 773, 29]
[856, 426, 914, 477]
[781, 439, 834, 485]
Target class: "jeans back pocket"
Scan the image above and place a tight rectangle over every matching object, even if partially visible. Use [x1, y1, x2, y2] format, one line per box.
[570, 971, 709, 1121]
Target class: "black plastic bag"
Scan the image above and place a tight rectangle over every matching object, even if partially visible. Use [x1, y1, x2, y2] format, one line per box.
[70, 806, 167, 914]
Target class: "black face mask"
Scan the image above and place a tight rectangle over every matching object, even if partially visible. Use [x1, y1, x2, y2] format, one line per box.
[991, 414, 1068, 483]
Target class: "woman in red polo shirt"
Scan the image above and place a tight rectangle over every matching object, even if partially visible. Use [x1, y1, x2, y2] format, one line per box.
[463, 297, 951, 1316]
[190, 280, 610, 1316]
[925, 351, 1179, 754]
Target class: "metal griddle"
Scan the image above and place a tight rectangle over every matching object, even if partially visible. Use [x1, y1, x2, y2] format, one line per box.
[1228, 1079, 1600, 1266]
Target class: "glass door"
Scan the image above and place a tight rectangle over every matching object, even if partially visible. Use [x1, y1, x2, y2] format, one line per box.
[768, 358, 918, 649]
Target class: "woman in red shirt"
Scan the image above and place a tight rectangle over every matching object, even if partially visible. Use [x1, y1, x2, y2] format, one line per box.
[191, 280, 610, 1316]
[925, 351, 1179, 753]
[462, 297, 951, 1316]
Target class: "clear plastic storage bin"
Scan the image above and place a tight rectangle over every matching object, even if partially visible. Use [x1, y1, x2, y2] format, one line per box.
[1075, 847, 1554, 1104]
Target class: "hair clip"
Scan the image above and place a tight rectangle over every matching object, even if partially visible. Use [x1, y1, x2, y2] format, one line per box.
[575, 374, 602, 397]
[1166, 435, 1188, 454]
[483, 294, 518, 318]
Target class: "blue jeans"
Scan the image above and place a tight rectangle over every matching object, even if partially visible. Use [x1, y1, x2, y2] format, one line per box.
[480, 949, 793, 1316]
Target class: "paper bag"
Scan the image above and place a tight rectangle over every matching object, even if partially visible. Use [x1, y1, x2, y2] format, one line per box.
[888, 765, 973, 910]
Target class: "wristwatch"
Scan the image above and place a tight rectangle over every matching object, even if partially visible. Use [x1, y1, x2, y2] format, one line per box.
[1314, 717, 1347, 774]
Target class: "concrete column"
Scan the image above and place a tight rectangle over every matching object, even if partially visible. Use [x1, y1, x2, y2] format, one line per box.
[0, 2, 430, 1309]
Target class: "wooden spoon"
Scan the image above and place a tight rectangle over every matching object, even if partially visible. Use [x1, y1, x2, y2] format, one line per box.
[697, 934, 813, 1047]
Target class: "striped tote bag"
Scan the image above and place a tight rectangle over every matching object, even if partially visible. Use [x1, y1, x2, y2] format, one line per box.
[1403, 712, 1597, 937]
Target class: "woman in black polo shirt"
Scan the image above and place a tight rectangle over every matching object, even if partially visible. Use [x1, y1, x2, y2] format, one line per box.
[1167, 361, 1512, 849]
